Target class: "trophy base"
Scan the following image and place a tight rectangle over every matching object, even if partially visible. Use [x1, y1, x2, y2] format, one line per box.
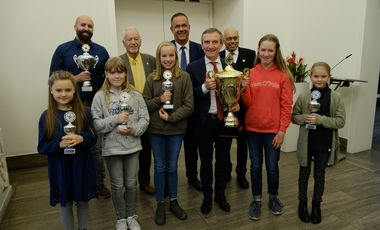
[163, 104, 174, 110]
[64, 148, 76, 154]
[219, 126, 239, 138]
[82, 86, 93, 92]
[305, 124, 316, 130]
[118, 124, 128, 129]
[224, 112, 239, 127]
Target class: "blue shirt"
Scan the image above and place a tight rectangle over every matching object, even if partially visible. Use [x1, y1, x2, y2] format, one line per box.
[50, 38, 110, 104]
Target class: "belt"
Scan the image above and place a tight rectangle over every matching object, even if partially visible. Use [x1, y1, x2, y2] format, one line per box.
[208, 113, 218, 119]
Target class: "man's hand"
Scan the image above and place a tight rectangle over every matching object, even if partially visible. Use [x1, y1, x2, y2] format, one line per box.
[74, 71, 91, 83]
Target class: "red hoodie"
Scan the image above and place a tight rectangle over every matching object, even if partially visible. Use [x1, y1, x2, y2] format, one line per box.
[241, 63, 293, 133]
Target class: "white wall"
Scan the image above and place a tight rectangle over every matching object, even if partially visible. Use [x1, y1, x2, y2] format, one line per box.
[213, 0, 380, 153]
[0, 0, 118, 156]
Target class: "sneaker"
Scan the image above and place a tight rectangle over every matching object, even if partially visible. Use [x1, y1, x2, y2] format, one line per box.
[115, 218, 128, 230]
[127, 215, 141, 230]
[269, 196, 284, 215]
[97, 184, 111, 199]
[248, 200, 261, 220]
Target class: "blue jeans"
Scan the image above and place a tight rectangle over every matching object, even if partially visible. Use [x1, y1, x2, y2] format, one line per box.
[247, 131, 280, 198]
[150, 134, 183, 202]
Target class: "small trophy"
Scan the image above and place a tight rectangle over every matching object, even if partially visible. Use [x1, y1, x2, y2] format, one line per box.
[305, 90, 321, 130]
[119, 92, 134, 129]
[73, 44, 99, 92]
[162, 70, 174, 110]
[63, 111, 76, 154]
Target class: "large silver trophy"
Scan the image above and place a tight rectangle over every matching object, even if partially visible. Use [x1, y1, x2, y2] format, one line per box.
[162, 70, 174, 110]
[73, 44, 99, 92]
[119, 92, 134, 129]
[208, 54, 248, 127]
[63, 111, 76, 154]
[305, 90, 321, 130]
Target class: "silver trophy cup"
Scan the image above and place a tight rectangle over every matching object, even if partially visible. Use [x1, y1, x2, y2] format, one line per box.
[63, 111, 76, 154]
[119, 92, 133, 129]
[73, 44, 99, 92]
[305, 90, 321, 130]
[162, 70, 174, 110]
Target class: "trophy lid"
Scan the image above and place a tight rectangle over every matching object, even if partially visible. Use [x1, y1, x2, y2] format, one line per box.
[216, 65, 243, 79]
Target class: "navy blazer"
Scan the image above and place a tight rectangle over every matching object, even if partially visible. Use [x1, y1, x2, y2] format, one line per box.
[186, 57, 226, 135]
[220, 47, 255, 71]
[171, 40, 204, 64]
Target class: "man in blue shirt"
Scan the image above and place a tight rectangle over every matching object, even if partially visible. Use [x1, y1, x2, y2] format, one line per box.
[49, 15, 110, 198]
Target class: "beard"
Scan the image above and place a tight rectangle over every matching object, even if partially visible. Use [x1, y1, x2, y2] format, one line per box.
[76, 30, 93, 43]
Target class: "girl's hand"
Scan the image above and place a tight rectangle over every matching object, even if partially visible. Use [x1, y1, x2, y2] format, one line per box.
[159, 108, 169, 121]
[160, 91, 172, 103]
[272, 131, 285, 150]
[119, 112, 129, 124]
[60, 134, 84, 148]
[117, 125, 133, 135]
[305, 114, 317, 124]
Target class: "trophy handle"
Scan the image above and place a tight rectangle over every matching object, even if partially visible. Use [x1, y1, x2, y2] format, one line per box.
[73, 55, 80, 68]
[93, 55, 99, 68]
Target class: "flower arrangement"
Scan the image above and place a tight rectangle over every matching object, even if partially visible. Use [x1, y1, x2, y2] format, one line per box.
[286, 51, 309, 82]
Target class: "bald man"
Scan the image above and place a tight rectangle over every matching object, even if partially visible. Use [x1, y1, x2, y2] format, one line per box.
[119, 27, 156, 195]
[50, 15, 111, 198]
[220, 27, 256, 189]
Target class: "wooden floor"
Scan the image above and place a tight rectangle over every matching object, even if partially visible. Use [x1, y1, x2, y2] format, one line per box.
[1, 142, 380, 229]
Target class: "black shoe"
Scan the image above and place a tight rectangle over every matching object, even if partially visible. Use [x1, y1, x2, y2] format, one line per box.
[237, 176, 249, 189]
[155, 202, 166, 225]
[311, 201, 321, 224]
[201, 199, 212, 215]
[140, 184, 155, 195]
[298, 200, 310, 222]
[188, 179, 202, 191]
[169, 199, 187, 220]
[214, 194, 230, 212]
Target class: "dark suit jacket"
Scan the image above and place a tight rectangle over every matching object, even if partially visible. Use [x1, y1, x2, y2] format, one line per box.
[119, 52, 156, 87]
[171, 40, 204, 64]
[220, 47, 255, 71]
[186, 57, 226, 136]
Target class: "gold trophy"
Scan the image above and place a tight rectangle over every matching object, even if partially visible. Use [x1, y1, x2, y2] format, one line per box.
[208, 54, 249, 127]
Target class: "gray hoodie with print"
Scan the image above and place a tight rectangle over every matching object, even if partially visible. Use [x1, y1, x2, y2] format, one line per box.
[91, 88, 149, 156]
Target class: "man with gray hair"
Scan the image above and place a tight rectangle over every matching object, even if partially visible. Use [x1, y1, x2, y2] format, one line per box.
[119, 27, 156, 195]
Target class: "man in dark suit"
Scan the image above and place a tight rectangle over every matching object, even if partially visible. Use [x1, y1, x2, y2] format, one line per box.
[170, 12, 204, 191]
[119, 27, 156, 195]
[220, 27, 256, 189]
[187, 28, 239, 215]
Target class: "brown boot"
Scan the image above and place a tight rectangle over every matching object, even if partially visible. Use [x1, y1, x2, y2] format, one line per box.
[97, 184, 111, 199]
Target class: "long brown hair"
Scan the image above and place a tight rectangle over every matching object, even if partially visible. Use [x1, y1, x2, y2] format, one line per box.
[153, 41, 180, 81]
[254, 34, 295, 90]
[45, 70, 90, 139]
[101, 57, 135, 109]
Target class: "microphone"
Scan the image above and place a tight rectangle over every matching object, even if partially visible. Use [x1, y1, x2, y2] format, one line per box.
[331, 54, 352, 71]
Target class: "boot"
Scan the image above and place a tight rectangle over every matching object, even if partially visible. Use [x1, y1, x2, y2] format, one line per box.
[169, 199, 188, 220]
[298, 199, 310, 222]
[155, 202, 166, 225]
[310, 200, 321, 224]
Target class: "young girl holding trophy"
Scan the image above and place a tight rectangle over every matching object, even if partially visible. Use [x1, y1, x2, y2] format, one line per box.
[91, 57, 149, 230]
[143, 41, 193, 225]
[292, 61, 345, 224]
[38, 70, 97, 230]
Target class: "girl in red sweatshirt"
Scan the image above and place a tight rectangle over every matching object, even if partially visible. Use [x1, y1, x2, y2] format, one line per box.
[241, 34, 294, 221]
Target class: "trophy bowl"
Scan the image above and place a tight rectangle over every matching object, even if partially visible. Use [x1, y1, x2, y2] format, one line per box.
[215, 65, 243, 127]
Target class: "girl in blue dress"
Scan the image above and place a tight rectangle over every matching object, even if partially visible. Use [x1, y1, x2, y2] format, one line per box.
[38, 70, 97, 230]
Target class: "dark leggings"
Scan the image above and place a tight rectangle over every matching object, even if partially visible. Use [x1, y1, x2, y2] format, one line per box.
[298, 148, 331, 203]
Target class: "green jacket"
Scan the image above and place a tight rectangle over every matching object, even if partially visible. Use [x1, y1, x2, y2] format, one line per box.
[291, 89, 346, 167]
[143, 70, 194, 135]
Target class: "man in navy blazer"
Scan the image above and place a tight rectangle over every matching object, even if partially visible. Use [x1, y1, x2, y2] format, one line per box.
[220, 27, 256, 189]
[187, 28, 239, 215]
[170, 12, 204, 191]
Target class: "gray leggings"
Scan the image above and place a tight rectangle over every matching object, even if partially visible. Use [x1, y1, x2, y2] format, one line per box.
[59, 201, 88, 230]
[105, 152, 139, 219]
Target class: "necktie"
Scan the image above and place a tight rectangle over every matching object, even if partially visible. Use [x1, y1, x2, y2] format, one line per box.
[211, 62, 224, 121]
[180, 46, 187, 70]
